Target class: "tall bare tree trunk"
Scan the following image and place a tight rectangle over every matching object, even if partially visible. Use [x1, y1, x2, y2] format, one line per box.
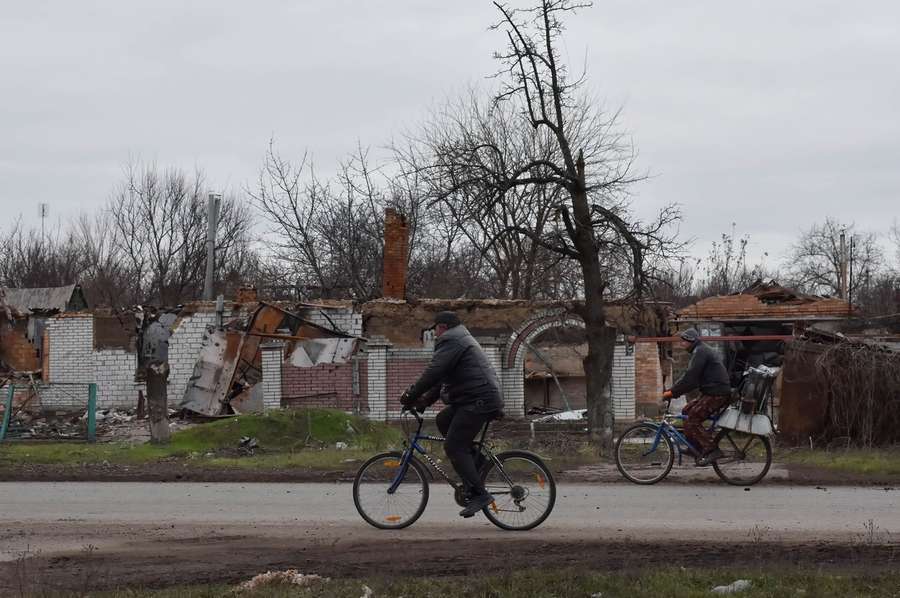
[571, 153, 617, 453]
[147, 361, 170, 444]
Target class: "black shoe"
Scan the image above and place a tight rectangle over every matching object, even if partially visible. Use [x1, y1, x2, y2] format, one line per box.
[680, 445, 698, 457]
[695, 448, 724, 466]
[459, 493, 495, 518]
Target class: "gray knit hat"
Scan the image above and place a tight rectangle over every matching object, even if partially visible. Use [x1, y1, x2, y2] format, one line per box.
[678, 328, 700, 343]
[434, 311, 461, 328]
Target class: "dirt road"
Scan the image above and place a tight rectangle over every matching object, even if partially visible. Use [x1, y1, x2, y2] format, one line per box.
[2, 482, 898, 591]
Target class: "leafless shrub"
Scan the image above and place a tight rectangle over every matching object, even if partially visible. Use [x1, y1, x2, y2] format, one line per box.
[814, 340, 900, 447]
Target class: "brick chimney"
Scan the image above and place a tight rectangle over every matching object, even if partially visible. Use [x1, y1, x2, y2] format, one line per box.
[382, 208, 409, 300]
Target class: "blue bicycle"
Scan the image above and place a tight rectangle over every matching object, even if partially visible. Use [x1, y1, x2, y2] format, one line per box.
[614, 397, 772, 486]
[352, 408, 556, 531]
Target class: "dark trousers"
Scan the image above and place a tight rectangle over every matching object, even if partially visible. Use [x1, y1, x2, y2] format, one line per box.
[436, 405, 495, 496]
[682, 395, 731, 453]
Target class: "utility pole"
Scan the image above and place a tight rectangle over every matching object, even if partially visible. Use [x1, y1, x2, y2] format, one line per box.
[203, 193, 222, 300]
[38, 203, 49, 245]
[839, 229, 848, 299]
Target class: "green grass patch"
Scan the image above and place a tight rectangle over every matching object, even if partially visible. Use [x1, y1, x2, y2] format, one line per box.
[781, 447, 900, 477]
[29, 568, 900, 597]
[0, 409, 402, 468]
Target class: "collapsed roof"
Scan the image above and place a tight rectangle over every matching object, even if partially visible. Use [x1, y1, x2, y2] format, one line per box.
[677, 280, 854, 322]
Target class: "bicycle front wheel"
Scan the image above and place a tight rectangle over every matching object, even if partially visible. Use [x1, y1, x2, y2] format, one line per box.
[480, 450, 556, 531]
[615, 423, 674, 484]
[352, 451, 429, 529]
[712, 430, 772, 486]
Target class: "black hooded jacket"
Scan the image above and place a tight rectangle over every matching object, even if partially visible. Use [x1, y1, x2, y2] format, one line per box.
[670, 340, 732, 398]
[406, 325, 503, 413]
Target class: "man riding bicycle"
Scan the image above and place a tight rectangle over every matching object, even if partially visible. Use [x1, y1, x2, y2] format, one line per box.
[400, 311, 503, 518]
[663, 328, 732, 465]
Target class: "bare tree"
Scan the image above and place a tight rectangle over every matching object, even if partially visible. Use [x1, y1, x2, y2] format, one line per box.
[396, 92, 579, 299]
[784, 218, 883, 299]
[0, 218, 94, 290]
[697, 225, 777, 298]
[109, 161, 255, 305]
[402, 1, 682, 447]
[250, 141, 388, 300]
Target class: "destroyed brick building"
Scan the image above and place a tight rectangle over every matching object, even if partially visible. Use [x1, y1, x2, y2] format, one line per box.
[1, 209, 674, 427]
[662, 281, 856, 438]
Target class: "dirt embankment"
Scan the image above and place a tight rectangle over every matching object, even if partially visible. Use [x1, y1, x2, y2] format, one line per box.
[5, 534, 899, 593]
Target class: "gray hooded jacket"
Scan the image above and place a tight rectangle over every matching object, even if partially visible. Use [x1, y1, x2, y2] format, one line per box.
[407, 325, 503, 413]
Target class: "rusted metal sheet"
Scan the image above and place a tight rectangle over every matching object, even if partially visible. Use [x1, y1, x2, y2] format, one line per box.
[179, 302, 358, 416]
[778, 341, 828, 442]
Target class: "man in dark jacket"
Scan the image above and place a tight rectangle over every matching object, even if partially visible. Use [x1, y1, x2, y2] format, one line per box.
[400, 311, 503, 517]
[663, 328, 732, 464]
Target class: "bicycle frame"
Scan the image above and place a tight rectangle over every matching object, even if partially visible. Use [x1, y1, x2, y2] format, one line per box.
[645, 410, 724, 465]
[387, 409, 507, 494]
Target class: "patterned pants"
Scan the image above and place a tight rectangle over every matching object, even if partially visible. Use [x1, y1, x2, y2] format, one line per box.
[682, 395, 731, 453]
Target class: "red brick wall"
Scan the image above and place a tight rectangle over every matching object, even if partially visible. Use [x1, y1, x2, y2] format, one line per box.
[382, 208, 408, 300]
[42, 333, 50, 377]
[386, 358, 428, 413]
[634, 342, 663, 412]
[281, 360, 367, 411]
[677, 293, 852, 320]
[0, 320, 40, 372]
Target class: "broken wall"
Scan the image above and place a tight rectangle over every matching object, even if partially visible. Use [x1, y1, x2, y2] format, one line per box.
[0, 319, 40, 372]
[41, 310, 217, 409]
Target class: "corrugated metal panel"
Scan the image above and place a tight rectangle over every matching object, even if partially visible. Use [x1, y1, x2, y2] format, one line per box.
[0, 285, 80, 315]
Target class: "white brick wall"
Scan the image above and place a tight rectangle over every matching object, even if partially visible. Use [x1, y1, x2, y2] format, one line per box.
[611, 343, 636, 421]
[261, 342, 283, 411]
[42, 312, 217, 410]
[167, 312, 216, 404]
[366, 344, 388, 420]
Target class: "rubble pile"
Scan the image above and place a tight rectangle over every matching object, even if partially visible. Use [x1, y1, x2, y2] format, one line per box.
[6, 407, 196, 442]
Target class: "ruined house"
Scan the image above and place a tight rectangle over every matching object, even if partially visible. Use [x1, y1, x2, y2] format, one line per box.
[0, 284, 88, 374]
[2, 210, 675, 424]
[673, 280, 854, 382]
[666, 281, 855, 434]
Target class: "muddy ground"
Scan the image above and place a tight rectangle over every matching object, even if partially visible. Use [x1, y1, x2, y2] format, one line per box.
[5, 529, 899, 593]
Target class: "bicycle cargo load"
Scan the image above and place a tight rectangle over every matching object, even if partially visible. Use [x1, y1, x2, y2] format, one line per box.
[717, 408, 774, 436]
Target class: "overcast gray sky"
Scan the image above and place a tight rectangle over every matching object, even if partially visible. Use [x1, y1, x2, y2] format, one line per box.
[2, 1, 898, 266]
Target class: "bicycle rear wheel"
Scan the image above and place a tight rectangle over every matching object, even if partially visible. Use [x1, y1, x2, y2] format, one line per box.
[480, 450, 556, 531]
[352, 451, 429, 529]
[712, 430, 772, 486]
[615, 423, 674, 484]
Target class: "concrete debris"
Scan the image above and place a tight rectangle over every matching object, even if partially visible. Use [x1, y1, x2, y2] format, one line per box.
[711, 579, 752, 594]
[83, 409, 136, 424]
[235, 569, 329, 592]
[239, 436, 259, 455]
[335, 441, 348, 450]
[532, 409, 586, 423]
